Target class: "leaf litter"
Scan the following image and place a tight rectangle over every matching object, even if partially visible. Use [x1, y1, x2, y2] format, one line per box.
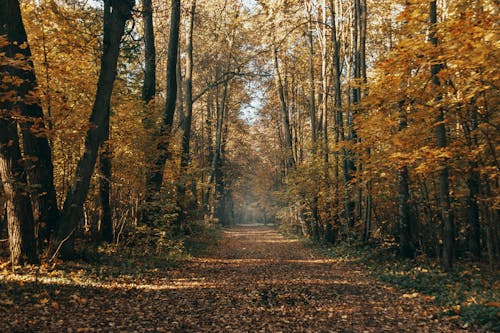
[0, 226, 470, 332]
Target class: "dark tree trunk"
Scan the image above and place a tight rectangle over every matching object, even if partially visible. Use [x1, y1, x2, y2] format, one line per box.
[0, 119, 38, 265]
[430, 0, 454, 271]
[210, 79, 228, 225]
[399, 166, 415, 257]
[398, 101, 415, 258]
[465, 108, 481, 259]
[273, 45, 295, 172]
[330, 0, 343, 144]
[177, 0, 196, 227]
[99, 107, 113, 243]
[1, 0, 59, 249]
[140, 0, 156, 223]
[467, 161, 481, 259]
[141, 0, 156, 106]
[202, 92, 214, 213]
[307, 18, 317, 150]
[145, 0, 181, 204]
[320, 0, 328, 166]
[55, 0, 134, 258]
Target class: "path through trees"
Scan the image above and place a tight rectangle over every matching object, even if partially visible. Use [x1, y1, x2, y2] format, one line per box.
[0, 225, 463, 332]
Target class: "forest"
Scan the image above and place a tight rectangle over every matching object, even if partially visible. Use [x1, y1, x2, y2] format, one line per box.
[0, 0, 499, 331]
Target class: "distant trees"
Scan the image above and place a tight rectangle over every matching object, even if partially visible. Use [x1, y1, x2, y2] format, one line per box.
[0, 0, 497, 271]
[256, 0, 499, 269]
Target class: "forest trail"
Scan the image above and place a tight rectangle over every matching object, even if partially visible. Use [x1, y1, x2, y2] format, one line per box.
[1, 225, 466, 332]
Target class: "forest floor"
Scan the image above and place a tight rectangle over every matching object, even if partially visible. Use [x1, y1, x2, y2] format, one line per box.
[0, 225, 485, 332]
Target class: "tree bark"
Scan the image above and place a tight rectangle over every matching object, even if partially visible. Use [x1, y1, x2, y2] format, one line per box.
[177, 0, 196, 227]
[141, 0, 156, 106]
[273, 46, 295, 172]
[307, 14, 317, 150]
[1, 0, 59, 248]
[145, 0, 181, 204]
[397, 100, 415, 258]
[55, 0, 134, 258]
[210, 77, 228, 225]
[320, 0, 329, 166]
[430, 0, 454, 271]
[99, 107, 113, 243]
[0, 119, 38, 265]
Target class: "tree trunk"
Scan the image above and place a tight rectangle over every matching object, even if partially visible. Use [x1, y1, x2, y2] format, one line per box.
[55, 0, 134, 258]
[320, 0, 329, 166]
[202, 91, 214, 214]
[210, 78, 228, 225]
[145, 0, 181, 205]
[99, 107, 113, 243]
[430, 0, 454, 271]
[307, 15, 317, 150]
[141, 0, 156, 106]
[465, 108, 481, 259]
[330, 0, 343, 144]
[177, 0, 196, 227]
[1, 0, 59, 249]
[0, 118, 38, 265]
[466, 161, 481, 259]
[273, 45, 295, 172]
[397, 101, 415, 258]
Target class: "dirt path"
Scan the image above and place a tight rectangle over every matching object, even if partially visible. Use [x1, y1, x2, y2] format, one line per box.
[1, 225, 465, 332]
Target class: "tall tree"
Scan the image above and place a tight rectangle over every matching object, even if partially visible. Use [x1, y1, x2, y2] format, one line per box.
[98, 0, 114, 244]
[429, 0, 454, 271]
[273, 45, 295, 172]
[398, 101, 415, 258]
[1, 0, 59, 248]
[55, 0, 134, 258]
[144, 0, 181, 207]
[0, 118, 38, 265]
[141, 0, 156, 107]
[98, 106, 113, 243]
[1, 0, 39, 264]
[177, 0, 197, 227]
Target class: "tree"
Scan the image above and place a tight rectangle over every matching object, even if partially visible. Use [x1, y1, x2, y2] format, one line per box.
[273, 44, 295, 173]
[144, 0, 181, 212]
[55, 0, 135, 258]
[429, 0, 454, 271]
[1, 0, 59, 249]
[177, 0, 197, 227]
[142, 0, 156, 107]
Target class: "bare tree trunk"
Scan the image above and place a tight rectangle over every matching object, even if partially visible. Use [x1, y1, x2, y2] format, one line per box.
[210, 78, 228, 225]
[330, 0, 343, 233]
[0, 119, 38, 265]
[141, 0, 156, 106]
[99, 106, 113, 243]
[430, 0, 454, 271]
[307, 13, 317, 150]
[398, 100, 415, 258]
[202, 91, 214, 213]
[177, 0, 196, 228]
[1, 0, 59, 249]
[145, 0, 181, 205]
[320, 0, 329, 166]
[140, 0, 157, 221]
[343, 0, 360, 229]
[273, 45, 295, 172]
[464, 108, 481, 259]
[55, 0, 134, 258]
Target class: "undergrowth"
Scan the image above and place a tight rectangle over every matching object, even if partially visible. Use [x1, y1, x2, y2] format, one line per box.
[15, 220, 222, 281]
